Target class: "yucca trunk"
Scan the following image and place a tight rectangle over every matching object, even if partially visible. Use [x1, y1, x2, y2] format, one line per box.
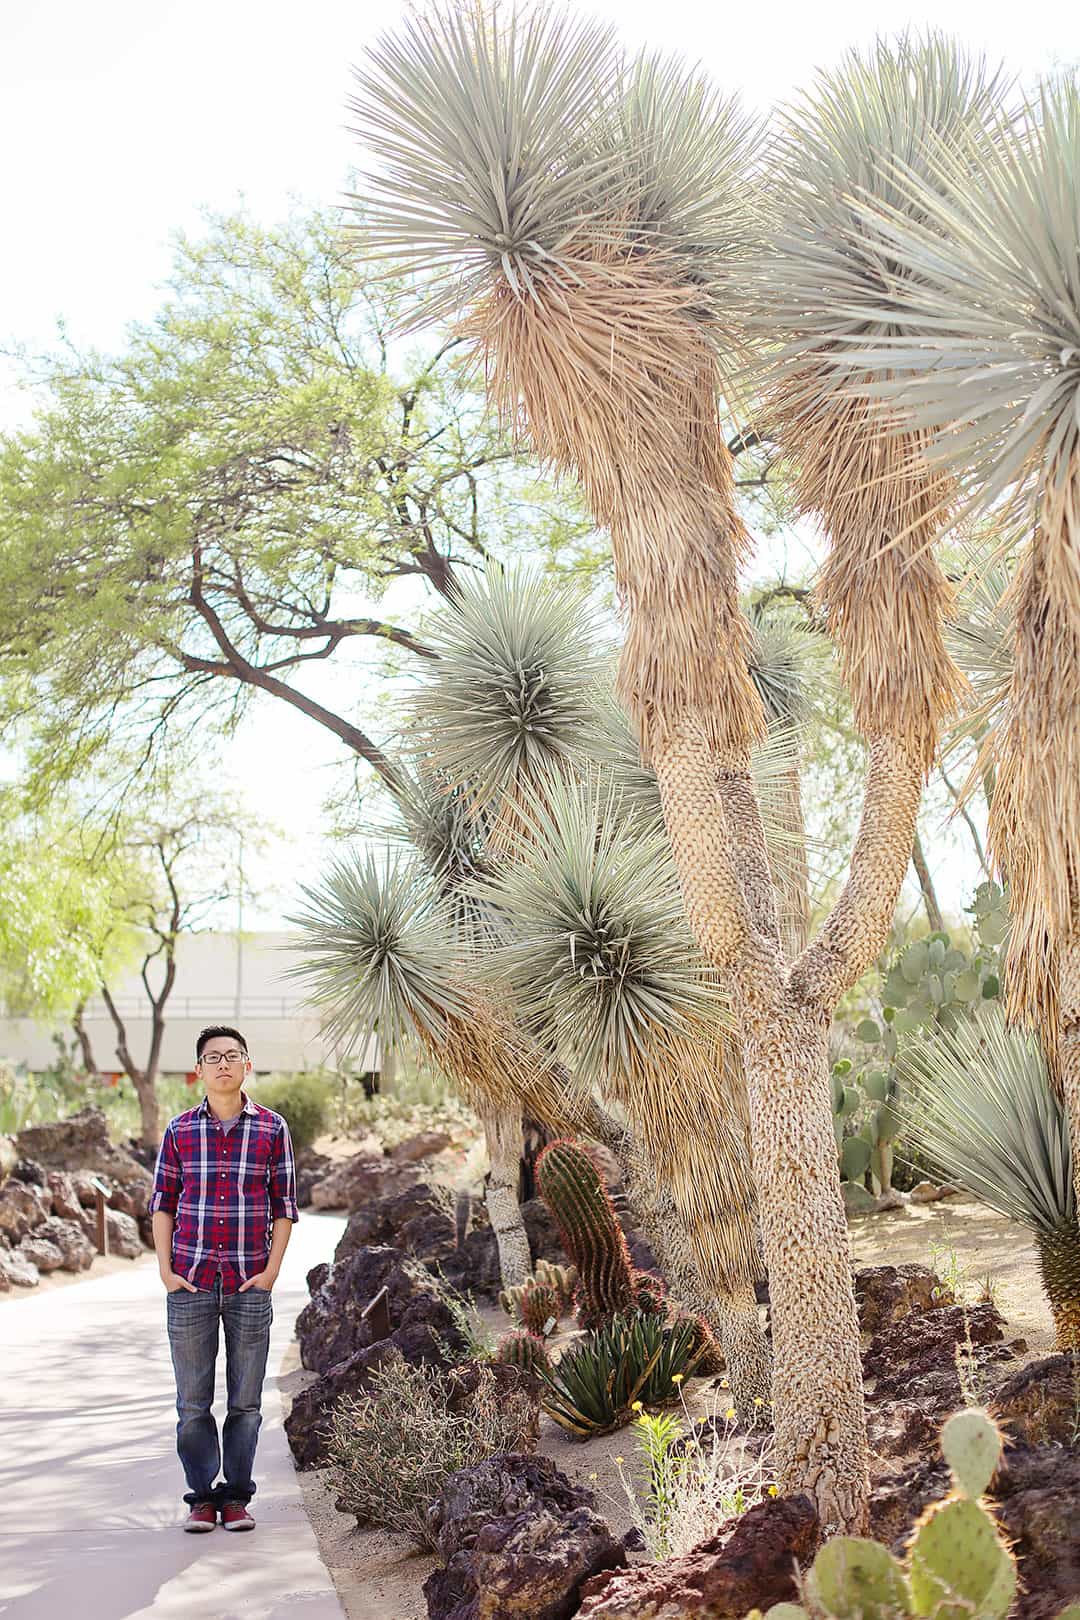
[741, 1005, 867, 1525]
[620, 1130, 771, 1420]
[481, 1106, 533, 1288]
[1057, 937, 1080, 1311]
[1035, 1215, 1080, 1351]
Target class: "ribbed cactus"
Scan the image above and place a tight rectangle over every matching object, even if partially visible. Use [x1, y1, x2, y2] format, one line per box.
[493, 1329, 552, 1379]
[520, 1282, 561, 1337]
[773, 1409, 1017, 1620]
[536, 1139, 637, 1329]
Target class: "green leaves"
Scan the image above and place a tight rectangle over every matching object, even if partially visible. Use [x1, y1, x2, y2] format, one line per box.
[476, 772, 729, 1085]
[405, 565, 610, 817]
[899, 1006, 1074, 1234]
[539, 1310, 703, 1436]
[288, 850, 469, 1054]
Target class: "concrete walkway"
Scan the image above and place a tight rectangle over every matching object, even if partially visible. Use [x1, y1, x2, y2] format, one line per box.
[0, 1211, 347, 1620]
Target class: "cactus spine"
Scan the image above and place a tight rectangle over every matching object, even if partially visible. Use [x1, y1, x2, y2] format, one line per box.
[520, 1282, 560, 1336]
[536, 1139, 637, 1329]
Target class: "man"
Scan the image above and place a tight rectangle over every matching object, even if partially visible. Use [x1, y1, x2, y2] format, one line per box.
[149, 1025, 298, 1533]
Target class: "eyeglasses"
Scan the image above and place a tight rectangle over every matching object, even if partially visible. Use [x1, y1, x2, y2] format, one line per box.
[199, 1050, 246, 1066]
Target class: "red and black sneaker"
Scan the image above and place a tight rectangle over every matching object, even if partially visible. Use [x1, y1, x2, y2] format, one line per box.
[183, 1502, 216, 1533]
[220, 1501, 255, 1531]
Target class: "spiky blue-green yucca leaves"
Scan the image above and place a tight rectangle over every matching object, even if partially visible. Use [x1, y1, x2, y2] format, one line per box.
[288, 851, 467, 1055]
[406, 567, 610, 823]
[476, 772, 728, 1088]
[899, 1007, 1080, 1347]
[349, 5, 756, 336]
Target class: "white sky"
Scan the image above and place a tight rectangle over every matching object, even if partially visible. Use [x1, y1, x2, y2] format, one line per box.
[1, 0, 1072, 927]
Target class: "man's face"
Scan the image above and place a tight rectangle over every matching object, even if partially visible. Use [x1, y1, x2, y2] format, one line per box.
[198, 1039, 251, 1096]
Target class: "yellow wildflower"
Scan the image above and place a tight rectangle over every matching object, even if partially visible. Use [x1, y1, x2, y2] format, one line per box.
[768, 1485, 778, 1498]
[754, 1396, 764, 1406]
[672, 1373, 684, 1385]
[614, 1456, 625, 1465]
[588, 1471, 598, 1482]
[719, 1378, 729, 1388]
[725, 1407, 736, 1421]
[630, 1400, 643, 1412]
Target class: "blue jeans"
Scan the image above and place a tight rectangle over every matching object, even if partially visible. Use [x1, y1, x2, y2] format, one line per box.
[166, 1275, 273, 1507]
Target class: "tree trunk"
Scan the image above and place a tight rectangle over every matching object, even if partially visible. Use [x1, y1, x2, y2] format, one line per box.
[774, 758, 812, 960]
[72, 1004, 97, 1074]
[742, 1002, 869, 1534]
[1057, 936, 1080, 1265]
[134, 1073, 161, 1148]
[481, 1107, 532, 1289]
[911, 829, 945, 933]
[620, 1132, 772, 1422]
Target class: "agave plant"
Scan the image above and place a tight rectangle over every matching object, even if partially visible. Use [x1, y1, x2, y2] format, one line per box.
[540, 1311, 705, 1438]
[347, 7, 1002, 1529]
[832, 78, 1080, 1166]
[900, 1009, 1079, 1347]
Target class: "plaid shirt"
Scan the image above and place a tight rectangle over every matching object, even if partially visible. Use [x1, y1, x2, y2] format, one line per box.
[148, 1092, 299, 1292]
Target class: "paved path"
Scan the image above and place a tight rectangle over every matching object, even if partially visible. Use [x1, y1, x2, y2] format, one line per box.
[0, 1211, 347, 1620]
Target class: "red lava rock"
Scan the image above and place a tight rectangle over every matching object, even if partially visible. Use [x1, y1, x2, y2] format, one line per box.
[295, 1242, 466, 1377]
[390, 1129, 452, 1164]
[423, 1453, 624, 1620]
[863, 1302, 1009, 1397]
[0, 1180, 51, 1242]
[309, 1150, 421, 1213]
[575, 1493, 820, 1619]
[855, 1263, 953, 1334]
[991, 1354, 1080, 1449]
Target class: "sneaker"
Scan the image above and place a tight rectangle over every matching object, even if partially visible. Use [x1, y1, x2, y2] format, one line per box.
[183, 1502, 217, 1533]
[220, 1501, 255, 1531]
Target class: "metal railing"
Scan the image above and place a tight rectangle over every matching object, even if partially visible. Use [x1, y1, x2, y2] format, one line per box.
[80, 995, 310, 1021]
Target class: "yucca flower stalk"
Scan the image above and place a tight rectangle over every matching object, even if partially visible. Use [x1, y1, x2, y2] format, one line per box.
[832, 76, 1080, 1213]
[346, 7, 998, 1528]
[900, 1009, 1079, 1347]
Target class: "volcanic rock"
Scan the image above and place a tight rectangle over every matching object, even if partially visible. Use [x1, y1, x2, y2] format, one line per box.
[390, 1129, 452, 1165]
[855, 1263, 953, 1335]
[16, 1108, 151, 1193]
[0, 1244, 40, 1288]
[424, 1453, 624, 1620]
[0, 1179, 51, 1241]
[576, 1493, 820, 1619]
[295, 1243, 465, 1377]
[991, 1353, 1080, 1449]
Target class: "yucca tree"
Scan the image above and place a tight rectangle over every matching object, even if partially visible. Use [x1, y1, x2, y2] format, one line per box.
[347, 11, 998, 1528]
[833, 77, 1080, 1223]
[900, 1009, 1079, 1347]
[479, 770, 771, 1413]
[290, 850, 625, 1285]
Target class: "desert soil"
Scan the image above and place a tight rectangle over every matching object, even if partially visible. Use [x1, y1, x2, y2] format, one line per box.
[286, 1194, 1054, 1620]
[0, 1245, 155, 1304]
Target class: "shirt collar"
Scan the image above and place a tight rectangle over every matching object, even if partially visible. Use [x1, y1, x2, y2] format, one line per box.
[198, 1090, 256, 1120]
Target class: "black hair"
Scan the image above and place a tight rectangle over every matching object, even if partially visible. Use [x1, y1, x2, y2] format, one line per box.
[196, 1025, 249, 1060]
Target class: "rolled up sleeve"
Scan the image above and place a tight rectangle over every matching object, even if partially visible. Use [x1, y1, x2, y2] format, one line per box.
[148, 1122, 182, 1216]
[268, 1119, 299, 1222]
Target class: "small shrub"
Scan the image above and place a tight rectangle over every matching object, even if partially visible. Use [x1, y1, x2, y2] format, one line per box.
[253, 1072, 331, 1151]
[324, 1358, 537, 1548]
[541, 1311, 705, 1438]
[614, 1397, 774, 1559]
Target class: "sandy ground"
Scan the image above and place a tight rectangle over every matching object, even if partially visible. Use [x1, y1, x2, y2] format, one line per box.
[0, 1244, 156, 1304]
[285, 1194, 1055, 1620]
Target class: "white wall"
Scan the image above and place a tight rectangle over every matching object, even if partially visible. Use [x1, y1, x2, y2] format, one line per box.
[0, 930, 378, 1075]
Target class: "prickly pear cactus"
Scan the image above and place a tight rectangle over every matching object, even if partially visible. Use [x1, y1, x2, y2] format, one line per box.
[536, 1138, 637, 1329]
[775, 1408, 1016, 1620]
[807, 1538, 911, 1619]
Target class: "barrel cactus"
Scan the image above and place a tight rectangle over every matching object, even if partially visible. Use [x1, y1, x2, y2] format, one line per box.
[493, 1329, 552, 1379]
[536, 1139, 637, 1329]
[761, 1408, 1017, 1620]
[519, 1281, 561, 1337]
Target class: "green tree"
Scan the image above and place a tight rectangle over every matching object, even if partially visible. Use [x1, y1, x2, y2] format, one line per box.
[0, 774, 259, 1145]
[0, 206, 589, 800]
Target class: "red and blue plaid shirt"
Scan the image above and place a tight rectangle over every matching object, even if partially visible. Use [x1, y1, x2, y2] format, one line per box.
[148, 1092, 299, 1292]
